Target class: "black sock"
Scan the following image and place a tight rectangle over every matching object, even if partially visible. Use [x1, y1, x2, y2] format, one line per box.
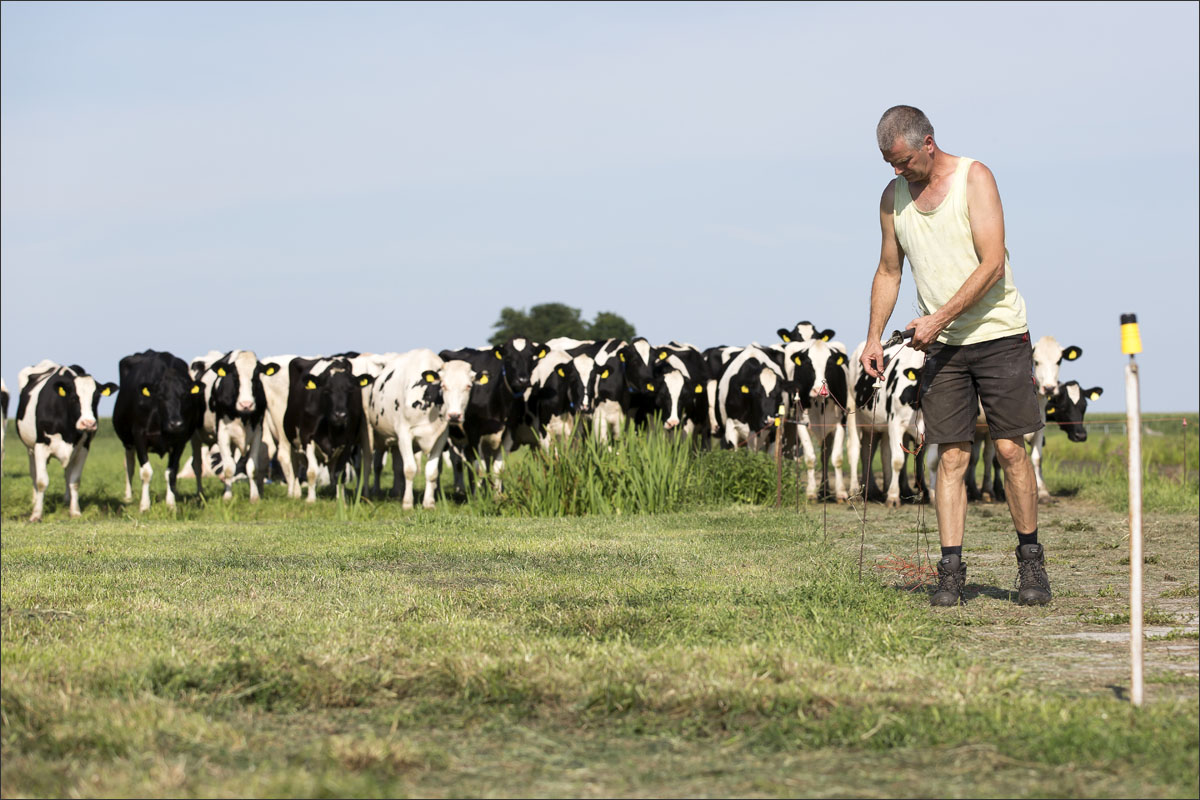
[941, 546, 962, 558]
[1018, 530, 1038, 547]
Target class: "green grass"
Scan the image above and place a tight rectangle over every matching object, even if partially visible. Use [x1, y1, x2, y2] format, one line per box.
[3, 512, 1197, 798]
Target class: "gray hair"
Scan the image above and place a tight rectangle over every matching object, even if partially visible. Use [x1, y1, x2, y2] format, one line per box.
[876, 105, 935, 150]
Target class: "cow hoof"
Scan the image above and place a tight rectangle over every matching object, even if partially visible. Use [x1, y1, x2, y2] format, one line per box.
[123, 492, 133, 502]
[28, 514, 42, 523]
[402, 502, 414, 511]
[836, 495, 847, 504]
[249, 495, 260, 504]
[423, 502, 436, 510]
[982, 493, 993, 504]
[139, 502, 150, 513]
[223, 491, 233, 502]
[1038, 494, 1053, 505]
[885, 497, 900, 509]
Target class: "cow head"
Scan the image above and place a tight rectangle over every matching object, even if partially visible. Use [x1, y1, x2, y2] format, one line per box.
[588, 350, 626, 407]
[210, 350, 280, 419]
[49, 367, 116, 432]
[652, 369, 704, 431]
[301, 361, 372, 431]
[437, 360, 477, 426]
[494, 338, 545, 395]
[729, 361, 787, 433]
[778, 321, 835, 344]
[619, 338, 655, 394]
[137, 369, 203, 435]
[1045, 382, 1102, 443]
[787, 341, 849, 412]
[1033, 336, 1082, 396]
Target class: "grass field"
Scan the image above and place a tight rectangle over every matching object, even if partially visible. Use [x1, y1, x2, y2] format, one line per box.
[2, 420, 1198, 797]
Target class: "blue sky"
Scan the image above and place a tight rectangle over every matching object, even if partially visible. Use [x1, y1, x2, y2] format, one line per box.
[3, 1, 1197, 413]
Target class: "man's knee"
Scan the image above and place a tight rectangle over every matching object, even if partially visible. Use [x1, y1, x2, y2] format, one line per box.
[993, 437, 1029, 468]
[937, 442, 972, 475]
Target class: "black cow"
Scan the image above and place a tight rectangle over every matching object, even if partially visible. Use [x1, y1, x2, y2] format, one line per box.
[15, 360, 117, 522]
[112, 350, 205, 512]
[283, 357, 374, 503]
[438, 346, 512, 500]
[619, 337, 658, 428]
[493, 337, 547, 452]
[1045, 381, 1104, 443]
[522, 350, 582, 448]
[714, 347, 790, 451]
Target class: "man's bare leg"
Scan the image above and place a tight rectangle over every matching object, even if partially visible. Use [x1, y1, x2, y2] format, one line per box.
[934, 442, 972, 547]
[993, 437, 1037, 534]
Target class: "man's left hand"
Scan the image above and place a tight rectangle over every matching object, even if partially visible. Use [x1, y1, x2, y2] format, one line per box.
[904, 315, 947, 351]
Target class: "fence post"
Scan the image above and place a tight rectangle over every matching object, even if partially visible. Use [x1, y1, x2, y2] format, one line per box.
[1121, 312, 1144, 708]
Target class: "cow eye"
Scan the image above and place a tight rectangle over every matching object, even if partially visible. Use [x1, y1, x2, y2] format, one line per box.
[57, 386, 67, 397]
[217, 368, 226, 377]
[740, 385, 749, 394]
[305, 380, 317, 390]
[601, 370, 609, 379]
[142, 387, 151, 397]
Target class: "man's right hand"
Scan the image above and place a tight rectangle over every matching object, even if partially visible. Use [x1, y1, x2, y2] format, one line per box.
[861, 340, 885, 380]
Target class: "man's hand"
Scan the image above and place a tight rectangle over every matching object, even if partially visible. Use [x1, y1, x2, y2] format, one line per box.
[860, 339, 886, 379]
[905, 314, 947, 351]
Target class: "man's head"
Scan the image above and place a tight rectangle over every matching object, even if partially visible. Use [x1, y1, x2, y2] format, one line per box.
[877, 105, 936, 181]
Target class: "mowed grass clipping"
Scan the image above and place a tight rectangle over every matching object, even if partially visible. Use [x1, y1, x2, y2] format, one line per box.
[3, 511, 1197, 798]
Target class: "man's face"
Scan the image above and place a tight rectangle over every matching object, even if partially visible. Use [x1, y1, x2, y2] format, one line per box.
[882, 136, 933, 182]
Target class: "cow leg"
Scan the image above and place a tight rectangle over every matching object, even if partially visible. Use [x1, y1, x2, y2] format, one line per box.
[966, 437, 983, 501]
[423, 442, 444, 510]
[796, 423, 818, 499]
[123, 447, 136, 502]
[245, 425, 264, 503]
[925, 445, 939, 503]
[390, 444, 405, 499]
[305, 442, 320, 504]
[64, 445, 89, 518]
[829, 424, 847, 502]
[216, 423, 235, 500]
[1029, 429, 1050, 503]
[190, 436, 205, 498]
[275, 440, 299, 499]
[165, 443, 184, 510]
[845, 413, 862, 499]
[886, 420, 908, 508]
[29, 445, 50, 522]
[397, 436, 418, 510]
[137, 442, 154, 513]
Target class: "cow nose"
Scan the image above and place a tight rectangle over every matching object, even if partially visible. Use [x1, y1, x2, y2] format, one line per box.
[238, 400, 255, 412]
[332, 411, 348, 424]
[77, 418, 97, 432]
[664, 418, 679, 430]
[166, 419, 184, 433]
[447, 411, 463, 422]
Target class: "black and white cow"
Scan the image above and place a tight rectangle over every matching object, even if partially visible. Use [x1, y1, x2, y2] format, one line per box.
[1027, 336, 1083, 502]
[847, 339, 925, 507]
[619, 337, 658, 428]
[587, 341, 629, 443]
[652, 341, 713, 438]
[522, 349, 583, 448]
[777, 321, 836, 345]
[112, 350, 204, 512]
[15, 361, 117, 522]
[367, 349, 475, 509]
[785, 339, 851, 502]
[284, 357, 374, 503]
[1, 378, 8, 475]
[202, 350, 281, 502]
[714, 346, 789, 451]
[493, 338, 548, 452]
[650, 367, 709, 445]
[438, 346, 512, 499]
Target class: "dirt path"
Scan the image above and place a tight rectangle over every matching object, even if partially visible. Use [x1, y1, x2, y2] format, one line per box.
[825, 496, 1199, 702]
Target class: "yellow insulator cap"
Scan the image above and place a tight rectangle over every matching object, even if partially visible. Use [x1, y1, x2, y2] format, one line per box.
[1120, 313, 1142, 354]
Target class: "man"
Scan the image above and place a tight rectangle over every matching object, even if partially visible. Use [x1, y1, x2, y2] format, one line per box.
[860, 105, 1050, 607]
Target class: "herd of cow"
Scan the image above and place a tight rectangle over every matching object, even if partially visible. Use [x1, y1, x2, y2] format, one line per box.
[2, 321, 1103, 523]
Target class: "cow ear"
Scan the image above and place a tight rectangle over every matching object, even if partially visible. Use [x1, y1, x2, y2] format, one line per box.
[777, 328, 791, 342]
[190, 360, 207, 373]
[904, 368, 918, 381]
[820, 329, 836, 341]
[105, 382, 119, 396]
[422, 370, 439, 384]
[1086, 386, 1103, 401]
[262, 362, 280, 376]
[1064, 346, 1082, 361]
[356, 374, 374, 387]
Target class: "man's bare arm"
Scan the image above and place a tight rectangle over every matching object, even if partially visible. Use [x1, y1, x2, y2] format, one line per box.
[905, 161, 1008, 349]
[861, 181, 904, 379]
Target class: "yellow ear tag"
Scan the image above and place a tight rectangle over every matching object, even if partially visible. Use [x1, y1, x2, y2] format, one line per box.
[141, 387, 151, 397]
[57, 386, 67, 397]
[1065, 349, 1079, 361]
[265, 366, 276, 376]
[191, 385, 201, 394]
[359, 377, 369, 387]
[836, 355, 845, 365]
[557, 368, 566, 377]
[305, 380, 317, 390]
[774, 418, 781, 427]
[619, 352, 625, 362]
[538, 350, 547, 359]
[601, 370, 609, 379]
[1088, 391, 1100, 401]
[694, 385, 704, 394]
[646, 383, 655, 392]
[1046, 407, 1055, 415]
[217, 368, 226, 377]
[793, 356, 802, 365]
[822, 334, 831, 341]
[658, 352, 668, 360]
[424, 374, 436, 383]
[495, 351, 503, 360]
[101, 387, 112, 396]
[479, 374, 489, 385]
[905, 369, 917, 381]
[740, 385, 749, 394]
[782, 335, 791, 342]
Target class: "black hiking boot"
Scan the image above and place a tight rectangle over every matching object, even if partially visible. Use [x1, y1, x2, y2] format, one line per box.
[931, 554, 966, 607]
[1016, 543, 1052, 605]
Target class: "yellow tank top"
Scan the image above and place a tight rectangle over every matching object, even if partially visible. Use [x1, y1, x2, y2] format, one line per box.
[893, 157, 1028, 345]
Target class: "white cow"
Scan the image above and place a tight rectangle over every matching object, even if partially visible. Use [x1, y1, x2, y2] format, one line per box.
[367, 349, 475, 509]
[15, 361, 116, 522]
[783, 339, 852, 502]
[846, 340, 926, 507]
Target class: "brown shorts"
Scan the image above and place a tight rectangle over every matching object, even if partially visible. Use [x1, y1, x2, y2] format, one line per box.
[918, 332, 1044, 445]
